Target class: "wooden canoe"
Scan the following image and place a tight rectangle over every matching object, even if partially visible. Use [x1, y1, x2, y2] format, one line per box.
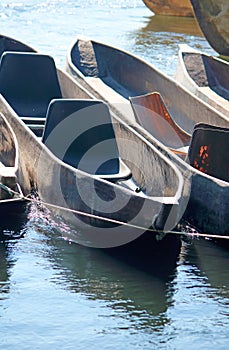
[190, 0, 229, 57]
[0, 35, 187, 248]
[142, 0, 194, 17]
[0, 111, 24, 210]
[66, 36, 229, 236]
[175, 44, 229, 118]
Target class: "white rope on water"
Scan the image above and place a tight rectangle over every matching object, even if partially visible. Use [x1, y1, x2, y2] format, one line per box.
[1, 182, 229, 240]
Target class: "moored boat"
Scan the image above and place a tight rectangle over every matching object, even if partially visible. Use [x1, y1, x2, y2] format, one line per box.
[66, 36, 229, 236]
[175, 44, 229, 118]
[142, 0, 194, 17]
[0, 35, 187, 248]
[190, 0, 229, 57]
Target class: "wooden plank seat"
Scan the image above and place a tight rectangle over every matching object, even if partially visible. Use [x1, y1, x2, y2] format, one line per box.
[130, 92, 191, 157]
[42, 99, 131, 182]
[0, 51, 62, 135]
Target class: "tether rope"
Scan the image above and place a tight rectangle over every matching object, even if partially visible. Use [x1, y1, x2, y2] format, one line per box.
[1, 182, 229, 240]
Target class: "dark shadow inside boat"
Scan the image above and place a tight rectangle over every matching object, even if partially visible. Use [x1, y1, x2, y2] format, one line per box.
[0, 34, 35, 57]
[0, 51, 62, 137]
[42, 99, 132, 182]
[183, 52, 229, 100]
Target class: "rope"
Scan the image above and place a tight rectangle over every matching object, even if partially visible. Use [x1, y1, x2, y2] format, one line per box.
[2, 182, 229, 240]
[25, 195, 229, 241]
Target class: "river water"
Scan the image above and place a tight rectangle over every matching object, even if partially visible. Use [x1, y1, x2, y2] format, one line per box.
[1, 1, 229, 349]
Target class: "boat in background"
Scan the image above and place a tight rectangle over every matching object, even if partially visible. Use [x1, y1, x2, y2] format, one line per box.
[190, 0, 229, 57]
[142, 0, 194, 17]
[0, 35, 187, 248]
[175, 44, 229, 118]
[0, 111, 24, 211]
[66, 36, 229, 236]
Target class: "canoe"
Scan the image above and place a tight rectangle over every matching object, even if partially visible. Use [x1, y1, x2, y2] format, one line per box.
[66, 36, 229, 236]
[142, 0, 194, 17]
[0, 35, 187, 248]
[190, 0, 229, 57]
[0, 111, 24, 211]
[175, 44, 229, 118]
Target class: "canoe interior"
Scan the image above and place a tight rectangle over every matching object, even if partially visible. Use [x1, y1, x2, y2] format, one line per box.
[0, 112, 21, 200]
[70, 39, 229, 134]
[0, 40, 186, 240]
[0, 113, 16, 167]
[68, 38, 229, 236]
[183, 52, 229, 99]
[0, 34, 35, 56]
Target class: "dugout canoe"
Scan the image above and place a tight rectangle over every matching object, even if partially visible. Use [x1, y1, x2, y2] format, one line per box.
[190, 0, 229, 57]
[175, 44, 229, 118]
[0, 111, 24, 210]
[142, 0, 194, 17]
[0, 35, 187, 248]
[66, 36, 229, 236]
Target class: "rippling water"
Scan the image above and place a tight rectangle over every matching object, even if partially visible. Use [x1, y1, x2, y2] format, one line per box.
[0, 1, 228, 349]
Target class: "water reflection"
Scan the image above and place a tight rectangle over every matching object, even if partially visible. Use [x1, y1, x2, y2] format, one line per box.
[140, 15, 203, 36]
[1, 200, 229, 348]
[128, 14, 208, 76]
[41, 226, 181, 329]
[187, 239, 229, 298]
[0, 204, 28, 238]
[0, 205, 28, 299]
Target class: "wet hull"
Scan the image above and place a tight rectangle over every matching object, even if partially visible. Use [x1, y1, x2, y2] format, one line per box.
[66, 37, 229, 236]
[0, 35, 186, 248]
[142, 0, 194, 17]
[190, 0, 229, 56]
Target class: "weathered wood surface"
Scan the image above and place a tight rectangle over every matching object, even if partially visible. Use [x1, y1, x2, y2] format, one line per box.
[0, 35, 188, 247]
[190, 0, 229, 56]
[66, 37, 229, 235]
[142, 0, 194, 17]
[175, 44, 229, 118]
[0, 112, 24, 207]
[67, 37, 229, 133]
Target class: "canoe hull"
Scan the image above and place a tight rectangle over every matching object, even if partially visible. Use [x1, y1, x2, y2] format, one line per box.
[0, 34, 187, 248]
[66, 37, 229, 236]
[174, 44, 229, 118]
[190, 0, 229, 56]
[142, 0, 194, 17]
